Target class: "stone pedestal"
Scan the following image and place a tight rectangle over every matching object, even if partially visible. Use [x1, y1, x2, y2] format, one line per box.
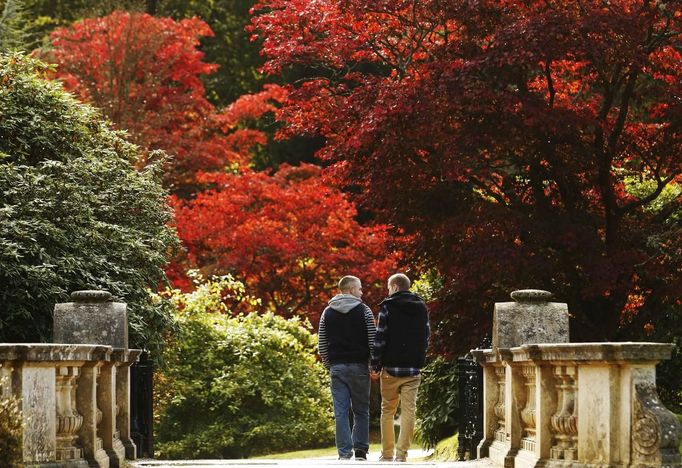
[54, 290, 128, 349]
[53, 289, 139, 466]
[492, 290, 569, 350]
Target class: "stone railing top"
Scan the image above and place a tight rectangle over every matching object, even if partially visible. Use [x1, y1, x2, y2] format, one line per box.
[472, 342, 675, 364]
[0, 343, 142, 364]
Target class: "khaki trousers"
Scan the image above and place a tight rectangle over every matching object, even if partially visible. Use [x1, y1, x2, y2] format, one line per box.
[379, 371, 421, 459]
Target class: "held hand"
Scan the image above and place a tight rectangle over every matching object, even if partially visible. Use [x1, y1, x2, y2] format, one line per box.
[370, 370, 380, 381]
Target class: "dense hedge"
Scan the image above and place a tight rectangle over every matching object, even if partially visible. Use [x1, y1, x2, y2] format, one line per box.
[416, 356, 459, 450]
[155, 276, 335, 458]
[0, 53, 177, 353]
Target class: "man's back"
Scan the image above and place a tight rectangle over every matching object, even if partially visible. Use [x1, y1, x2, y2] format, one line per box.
[380, 291, 429, 369]
[323, 300, 371, 364]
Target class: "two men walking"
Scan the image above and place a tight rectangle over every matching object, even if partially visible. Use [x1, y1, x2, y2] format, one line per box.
[318, 273, 430, 462]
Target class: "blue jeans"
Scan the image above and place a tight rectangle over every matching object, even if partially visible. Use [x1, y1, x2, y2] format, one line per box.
[329, 362, 370, 458]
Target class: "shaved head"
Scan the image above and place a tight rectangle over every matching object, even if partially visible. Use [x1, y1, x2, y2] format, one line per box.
[338, 275, 361, 293]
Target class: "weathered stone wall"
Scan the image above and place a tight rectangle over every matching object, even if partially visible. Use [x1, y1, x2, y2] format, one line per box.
[476, 290, 682, 468]
[0, 290, 140, 468]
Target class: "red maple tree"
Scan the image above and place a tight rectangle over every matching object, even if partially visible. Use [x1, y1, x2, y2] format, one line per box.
[170, 164, 399, 321]
[251, 0, 682, 351]
[48, 11, 278, 193]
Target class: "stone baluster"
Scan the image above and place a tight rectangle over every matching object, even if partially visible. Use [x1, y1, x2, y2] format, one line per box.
[100, 352, 126, 467]
[77, 351, 110, 468]
[116, 349, 141, 459]
[474, 350, 499, 459]
[493, 365, 506, 442]
[550, 365, 578, 461]
[519, 365, 536, 451]
[55, 365, 88, 467]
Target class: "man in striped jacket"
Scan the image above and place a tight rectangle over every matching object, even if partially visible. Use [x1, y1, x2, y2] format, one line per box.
[318, 275, 376, 461]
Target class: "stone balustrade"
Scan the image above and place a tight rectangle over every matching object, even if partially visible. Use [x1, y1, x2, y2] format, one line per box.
[473, 289, 682, 468]
[0, 343, 140, 467]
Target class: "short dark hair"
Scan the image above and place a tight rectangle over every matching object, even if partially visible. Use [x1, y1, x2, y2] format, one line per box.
[388, 273, 411, 291]
[338, 275, 361, 292]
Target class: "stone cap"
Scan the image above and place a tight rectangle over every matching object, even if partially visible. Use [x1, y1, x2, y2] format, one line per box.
[512, 342, 675, 363]
[111, 348, 143, 366]
[510, 289, 554, 302]
[472, 342, 675, 364]
[53, 291, 128, 348]
[70, 290, 113, 303]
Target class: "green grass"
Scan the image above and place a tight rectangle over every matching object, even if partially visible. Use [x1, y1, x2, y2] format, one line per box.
[424, 434, 459, 462]
[253, 442, 429, 460]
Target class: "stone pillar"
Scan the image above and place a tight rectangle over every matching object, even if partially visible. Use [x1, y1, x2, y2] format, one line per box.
[552, 364, 578, 463]
[54, 290, 128, 349]
[535, 365, 556, 462]
[115, 349, 141, 459]
[54, 289, 140, 463]
[99, 359, 126, 467]
[77, 354, 110, 468]
[487, 363, 512, 467]
[473, 349, 499, 458]
[513, 362, 558, 468]
[17, 363, 57, 465]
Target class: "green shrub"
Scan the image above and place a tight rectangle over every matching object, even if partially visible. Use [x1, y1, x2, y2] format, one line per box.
[0, 369, 21, 467]
[155, 276, 334, 458]
[416, 356, 458, 450]
[0, 53, 178, 354]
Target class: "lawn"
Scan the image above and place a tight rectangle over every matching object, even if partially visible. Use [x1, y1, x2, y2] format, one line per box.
[252, 434, 460, 461]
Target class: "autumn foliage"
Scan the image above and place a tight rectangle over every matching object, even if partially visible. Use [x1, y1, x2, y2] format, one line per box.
[170, 164, 398, 321]
[47, 11, 398, 323]
[48, 11, 267, 193]
[251, 0, 682, 351]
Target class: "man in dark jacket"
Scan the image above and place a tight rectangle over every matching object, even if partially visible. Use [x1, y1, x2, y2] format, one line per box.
[371, 273, 430, 463]
[318, 275, 376, 461]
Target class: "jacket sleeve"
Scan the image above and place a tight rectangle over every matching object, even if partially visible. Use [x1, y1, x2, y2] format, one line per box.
[364, 304, 376, 354]
[318, 310, 330, 369]
[425, 310, 431, 353]
[371, 304, 388, 371]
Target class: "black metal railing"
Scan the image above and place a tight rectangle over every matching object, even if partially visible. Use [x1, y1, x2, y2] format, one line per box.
[130, 352, 154, 458]
[457, 336, 489, 460]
